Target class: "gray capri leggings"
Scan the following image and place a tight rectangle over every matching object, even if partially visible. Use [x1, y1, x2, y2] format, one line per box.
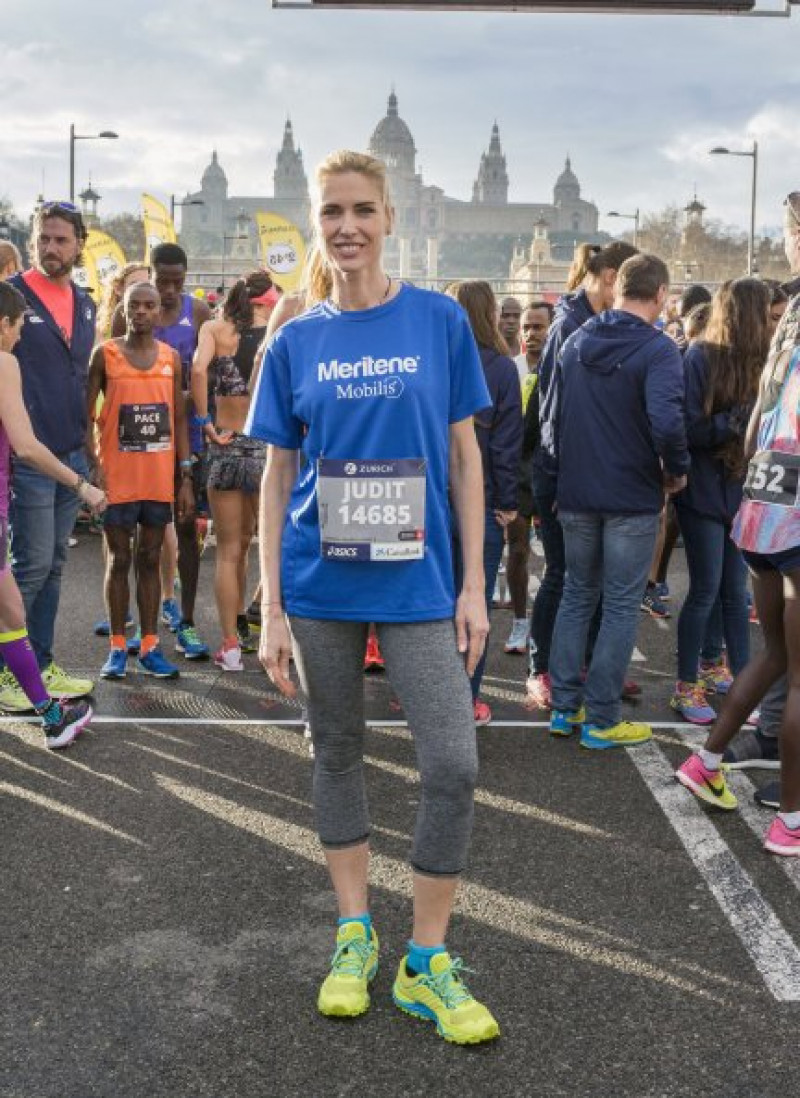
[289, 617, 479, 877]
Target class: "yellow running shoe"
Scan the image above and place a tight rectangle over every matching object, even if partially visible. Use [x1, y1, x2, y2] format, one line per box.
[317, 921, 379, 1018]
[392, 952, 500, 1045]
[0, 668, 34, 712]
[580, 720, 652, 750]
[42, 663, 93, 699]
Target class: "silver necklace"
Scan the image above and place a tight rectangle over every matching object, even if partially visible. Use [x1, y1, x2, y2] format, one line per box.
[330, 276, 393, 313]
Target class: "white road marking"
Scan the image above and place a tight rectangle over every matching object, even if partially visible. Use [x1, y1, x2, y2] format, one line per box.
[629, 740, 800, 1002]
[631, 647, 647, 663]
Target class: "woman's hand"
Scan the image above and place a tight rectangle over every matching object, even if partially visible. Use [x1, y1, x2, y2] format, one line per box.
[455, 585, 489, 677]
[203, 423, 234, 446]
[494, 509, 517, 528]
[259, 609, 297, 698]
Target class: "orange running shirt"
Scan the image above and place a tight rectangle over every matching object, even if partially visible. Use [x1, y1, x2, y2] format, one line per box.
[97, 340, 177, 504]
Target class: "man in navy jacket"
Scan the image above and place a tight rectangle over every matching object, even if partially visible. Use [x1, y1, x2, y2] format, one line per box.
[0, 202, 96, 709]
[548, 254, 689, 749]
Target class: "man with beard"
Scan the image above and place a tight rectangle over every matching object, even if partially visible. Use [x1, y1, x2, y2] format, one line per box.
[0, 202, 96, 710]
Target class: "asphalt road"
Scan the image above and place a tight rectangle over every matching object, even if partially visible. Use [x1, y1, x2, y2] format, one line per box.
[2, 528, 798, 1098]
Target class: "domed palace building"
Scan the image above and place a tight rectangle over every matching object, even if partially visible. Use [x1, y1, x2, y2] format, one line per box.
[179, 93, 608, 285]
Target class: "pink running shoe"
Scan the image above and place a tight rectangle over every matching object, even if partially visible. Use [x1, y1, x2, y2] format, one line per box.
[764, 817, 800, 856]
[525, 672, 552, 710]
[473, 699, 492, 727]
[675, 754, 737, 810]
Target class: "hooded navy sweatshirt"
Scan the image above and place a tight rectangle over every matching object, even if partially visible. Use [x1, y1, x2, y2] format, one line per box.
[533, 288, 596, 485]
[555, 310, 689, 515]
[675, 343, 749, 523]
[476, 346, 523, 512]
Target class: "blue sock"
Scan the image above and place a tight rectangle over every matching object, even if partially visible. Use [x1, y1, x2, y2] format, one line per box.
[406, 939, 446, 976]
[338, 913, 372, 937]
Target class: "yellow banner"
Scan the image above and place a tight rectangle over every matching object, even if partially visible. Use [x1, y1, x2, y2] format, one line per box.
[73, 229, 127, 298]
[141, 193, 176, 263]
[255, 212, 306, 294]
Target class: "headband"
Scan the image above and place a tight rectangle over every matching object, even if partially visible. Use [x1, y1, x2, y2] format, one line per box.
[250, 287, 281, 308]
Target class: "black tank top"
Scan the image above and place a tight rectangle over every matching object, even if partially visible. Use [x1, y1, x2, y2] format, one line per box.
[214, 325, 268, 397]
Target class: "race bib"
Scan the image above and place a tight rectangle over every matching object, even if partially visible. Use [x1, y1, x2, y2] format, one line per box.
[118, 402, 171, 453]
[743, 450, 800, 508]
[317, 458, 426, 562]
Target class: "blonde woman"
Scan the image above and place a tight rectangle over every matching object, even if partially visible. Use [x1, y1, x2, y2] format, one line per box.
[96, 261, 150, 340]
[0, 241, 23, 282]
[246, 150, 499, 1044]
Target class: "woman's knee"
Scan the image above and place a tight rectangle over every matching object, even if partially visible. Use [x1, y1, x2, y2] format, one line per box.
[313, 727, 365, 774]
[419, 747, 478, 803]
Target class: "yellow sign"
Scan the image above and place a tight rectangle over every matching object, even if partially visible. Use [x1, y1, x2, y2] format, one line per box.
[255, 212, 306, 294]
[141, 193, 176, 263]
[73, 229, 127, 298]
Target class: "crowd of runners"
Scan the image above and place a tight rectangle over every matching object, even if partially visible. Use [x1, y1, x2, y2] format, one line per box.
[3, 158, 800, 1045]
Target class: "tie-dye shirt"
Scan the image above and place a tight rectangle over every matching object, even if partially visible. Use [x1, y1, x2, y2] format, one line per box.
[732, 346, 800, 554]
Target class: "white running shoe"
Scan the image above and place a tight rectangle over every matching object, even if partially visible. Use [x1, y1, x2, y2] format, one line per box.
[504, 618, 529, 654]
[213, 643, 244, 672]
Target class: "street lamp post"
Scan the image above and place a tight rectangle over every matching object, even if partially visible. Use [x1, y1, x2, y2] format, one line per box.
[607, 208, 640, 248]
[69, 124, 119, 203]
[709, 141, 759, 276]
[170, 195, 204, 223]
[220, 214, 250, 295]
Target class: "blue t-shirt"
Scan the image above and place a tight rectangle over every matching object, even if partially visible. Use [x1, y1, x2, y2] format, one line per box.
[245, 283, 491, 622]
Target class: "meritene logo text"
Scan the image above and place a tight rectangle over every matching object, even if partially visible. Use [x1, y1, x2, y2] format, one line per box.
[318, 355, 419, 401]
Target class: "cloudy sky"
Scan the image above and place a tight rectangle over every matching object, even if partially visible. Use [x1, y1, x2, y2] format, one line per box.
[4, 1, 800, 238]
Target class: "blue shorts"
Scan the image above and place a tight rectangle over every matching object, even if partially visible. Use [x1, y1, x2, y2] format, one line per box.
[742, 546, 800, 576]
[103, 500, 173, 530]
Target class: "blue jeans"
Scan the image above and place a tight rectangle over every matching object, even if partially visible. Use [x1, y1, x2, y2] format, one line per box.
[529, 477, 601, 676]
[676, 507, 749, 683]
[453, 510, 505, 701]
[550, 511, 659, 728]
[10, 450, 87, 669]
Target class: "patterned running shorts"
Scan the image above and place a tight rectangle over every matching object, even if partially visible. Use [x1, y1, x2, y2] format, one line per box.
[206, 433, 266, 495]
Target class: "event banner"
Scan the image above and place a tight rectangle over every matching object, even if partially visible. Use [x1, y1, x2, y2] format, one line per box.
[141, 193, 176, 263]
[255, 212, 306, 294]
[73, 229, 127, 297]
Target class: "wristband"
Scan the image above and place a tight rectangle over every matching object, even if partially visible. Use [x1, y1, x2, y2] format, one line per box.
[73, 475, 87, 495]
[191, 414, 212, 427]
[179, 459, 193, 469]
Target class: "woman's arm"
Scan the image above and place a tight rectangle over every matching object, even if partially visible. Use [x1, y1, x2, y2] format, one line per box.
[191, 321, 232, 446]
[449, 416, 488, 676]
[743, 365, 770, 461]
[258, 443, 299, 697]
[0, 352, 105, 511]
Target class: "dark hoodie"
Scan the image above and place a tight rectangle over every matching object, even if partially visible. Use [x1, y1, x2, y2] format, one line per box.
[476, 346, 523, 512]
[555, 310, 689, 515]
[533, 288, 596, 485]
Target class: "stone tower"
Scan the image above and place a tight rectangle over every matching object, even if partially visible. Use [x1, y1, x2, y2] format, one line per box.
[472, 123, 509, 205]
[274, 118, 308, 202]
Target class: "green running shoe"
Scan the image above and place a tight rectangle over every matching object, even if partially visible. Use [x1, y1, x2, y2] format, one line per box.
[317, 921, 379, 1018]
[392, 952, 500, 1045]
